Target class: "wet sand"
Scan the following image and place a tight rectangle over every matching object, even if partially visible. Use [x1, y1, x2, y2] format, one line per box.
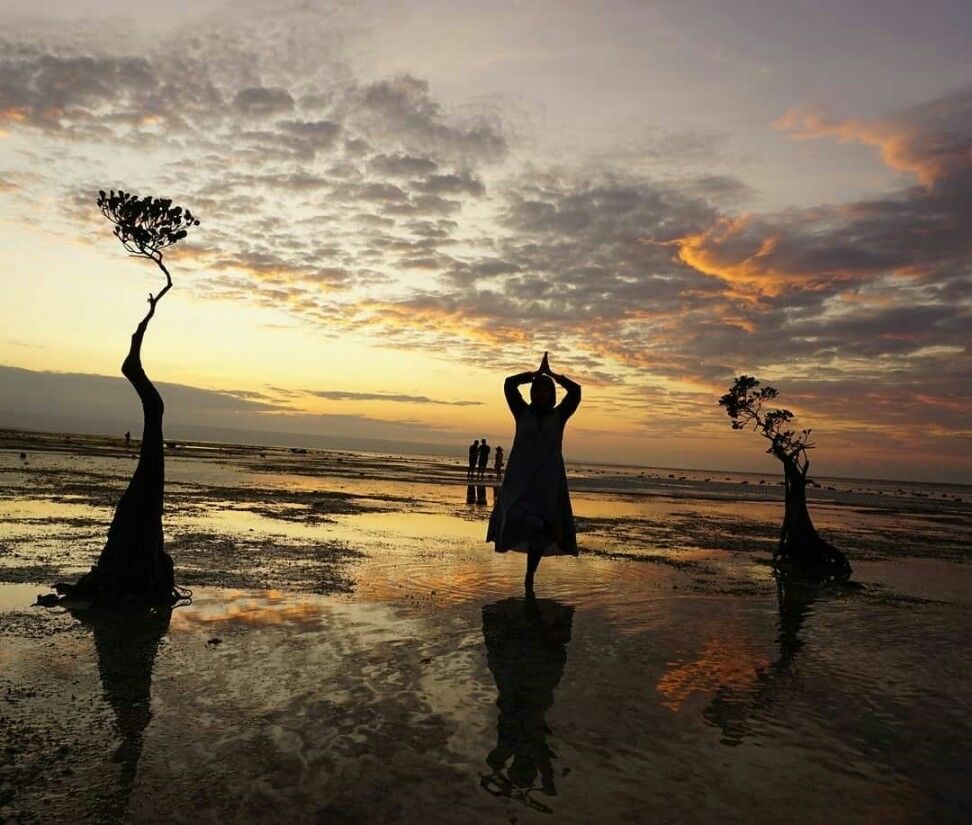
[1, 431, 971, 823]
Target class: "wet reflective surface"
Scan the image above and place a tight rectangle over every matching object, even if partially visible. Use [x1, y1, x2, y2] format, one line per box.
[4, 576, 972, 824]
[1, 441, 971, 822]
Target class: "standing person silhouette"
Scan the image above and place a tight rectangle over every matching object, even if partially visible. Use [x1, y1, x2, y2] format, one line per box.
[478, 438, 491, 480]
[468, 439, 480, 480]
[487, 353, 581, 596]
[494, 445, 505, 481]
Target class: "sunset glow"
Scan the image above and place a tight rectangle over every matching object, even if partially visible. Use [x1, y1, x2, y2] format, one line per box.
[1, 0, 969, 481]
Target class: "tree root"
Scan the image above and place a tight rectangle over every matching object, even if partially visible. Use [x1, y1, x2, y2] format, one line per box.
[43, 561, 192, 608]
[774, 536, 852, 583]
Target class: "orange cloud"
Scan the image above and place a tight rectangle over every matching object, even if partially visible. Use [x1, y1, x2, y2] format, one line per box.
[774, 104, 972, 189]
[0, 107, 28, 123]
[355, 299, 531, 348]
[664, 217, 849, 299]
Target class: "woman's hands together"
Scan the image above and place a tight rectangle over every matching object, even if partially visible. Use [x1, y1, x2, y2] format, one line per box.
[537, 351, 568, 383]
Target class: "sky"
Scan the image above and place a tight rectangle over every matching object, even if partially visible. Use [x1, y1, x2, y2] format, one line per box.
[0, 0, 970, 481]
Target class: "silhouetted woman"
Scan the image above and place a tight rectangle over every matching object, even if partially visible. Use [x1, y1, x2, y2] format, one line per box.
[487, 355, 581, 595]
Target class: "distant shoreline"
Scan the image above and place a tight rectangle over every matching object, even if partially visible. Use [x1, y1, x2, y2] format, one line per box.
[2, 426, 968, 491]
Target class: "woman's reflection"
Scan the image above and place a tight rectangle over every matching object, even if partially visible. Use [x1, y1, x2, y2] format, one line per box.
[480, 597, 574, 812]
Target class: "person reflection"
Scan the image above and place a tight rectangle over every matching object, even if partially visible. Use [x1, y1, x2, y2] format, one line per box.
[702, 575, 816, 745]
[465, 485, 490, 506]
[70, 606, 172, 818]
[480, 597, 574, 812]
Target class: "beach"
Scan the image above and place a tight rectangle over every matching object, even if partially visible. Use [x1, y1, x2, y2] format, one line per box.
[1, 430, 971, 824]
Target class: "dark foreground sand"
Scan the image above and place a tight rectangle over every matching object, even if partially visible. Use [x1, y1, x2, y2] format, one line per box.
[1, 431, 970, 823]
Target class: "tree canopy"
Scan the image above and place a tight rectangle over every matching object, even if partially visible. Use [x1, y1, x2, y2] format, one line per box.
[97, 190, 200, 266]
[719, 375, 814, 470]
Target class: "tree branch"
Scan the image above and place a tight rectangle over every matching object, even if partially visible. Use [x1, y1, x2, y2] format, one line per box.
[135, 254, 172, 329]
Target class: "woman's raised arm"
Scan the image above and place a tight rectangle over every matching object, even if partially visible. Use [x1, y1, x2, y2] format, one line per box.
[504, 371, 535, 417]
[552, 372, 581, 422]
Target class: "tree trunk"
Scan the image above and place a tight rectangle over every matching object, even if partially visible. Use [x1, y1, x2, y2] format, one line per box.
[56, 303, 176, 604]
[775, 455, 851, 581]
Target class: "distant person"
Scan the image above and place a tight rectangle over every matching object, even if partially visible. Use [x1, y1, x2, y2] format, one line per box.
[494, 445, 505, 481]
[468, 439, 480, 479]
[124, 431, 131, 447]
[477, 438, 491, 480]
[487, 353, 581, 597]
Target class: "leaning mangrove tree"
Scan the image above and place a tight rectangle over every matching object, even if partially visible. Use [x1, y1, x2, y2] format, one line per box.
[719, 375, 851, 582]
[56, 191, 200, 605]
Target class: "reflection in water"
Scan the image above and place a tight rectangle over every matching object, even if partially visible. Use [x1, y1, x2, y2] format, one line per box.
[480, 597, 574, 813]
[465, 484, 492, 505]
[71, 606, 172, 819]
[702, 576, 817, 745]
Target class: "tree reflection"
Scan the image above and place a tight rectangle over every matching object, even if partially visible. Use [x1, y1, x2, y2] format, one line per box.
[702, 576, 818, 745]
[70, 605, 172, 819]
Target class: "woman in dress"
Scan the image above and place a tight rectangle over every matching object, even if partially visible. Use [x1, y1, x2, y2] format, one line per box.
[487, 354, 581, 596]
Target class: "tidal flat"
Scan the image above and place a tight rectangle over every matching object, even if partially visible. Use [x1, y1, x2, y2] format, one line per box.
[1, 431, 970, 824]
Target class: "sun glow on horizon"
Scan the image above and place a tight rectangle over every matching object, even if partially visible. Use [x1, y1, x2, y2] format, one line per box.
[0, 0, 970, 482]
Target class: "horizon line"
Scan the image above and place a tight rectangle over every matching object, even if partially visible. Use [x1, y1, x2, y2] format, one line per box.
[2, 425, 969, 489]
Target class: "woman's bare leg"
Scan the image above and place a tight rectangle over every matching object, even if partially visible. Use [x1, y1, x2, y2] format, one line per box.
[525, 539, 543, 597]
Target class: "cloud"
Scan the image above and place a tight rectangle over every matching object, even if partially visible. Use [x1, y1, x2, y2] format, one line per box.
[232, 86, 294, 116]
[0, 29, 512, 326]
[416, 172, 484, 197]
[368, 152, 438, 177]
[352, 74, 507, 164]
[0, 13, 969, 477]
[277, 118, 341, 150]
[0, 364, 461, 447]
[775, 88, 972, 188]
[303, 389, 482, 406]
[669, 87, 972, 300]
[0, 46, 222, 136]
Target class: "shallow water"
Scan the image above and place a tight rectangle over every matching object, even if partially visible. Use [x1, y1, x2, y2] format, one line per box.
[3, 578, 971, 824]
[1, 439, 971, 823]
